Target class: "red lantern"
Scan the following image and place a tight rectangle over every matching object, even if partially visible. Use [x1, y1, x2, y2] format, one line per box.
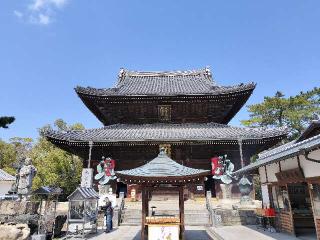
[211, 157, 222, 175]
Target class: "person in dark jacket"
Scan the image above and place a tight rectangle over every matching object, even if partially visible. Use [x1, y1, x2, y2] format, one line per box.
[103, 197, 113, 233]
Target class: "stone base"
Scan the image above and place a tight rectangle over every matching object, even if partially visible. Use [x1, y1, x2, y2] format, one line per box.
[240, 196, 254, 206]
[220, 184, 232, 200]
[31, 234, 46, 240]
[213, 209, 257, 227]
[0, 223, 30, 240]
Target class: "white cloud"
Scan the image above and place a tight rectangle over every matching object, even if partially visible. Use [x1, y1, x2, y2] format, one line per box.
[29, 0, 67, 11]
[14, 0, 68, 25]
[13, 10, 23, 18]
[38, 13, 50, 25]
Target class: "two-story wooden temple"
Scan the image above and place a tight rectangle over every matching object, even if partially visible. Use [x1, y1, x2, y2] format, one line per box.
[45, 67, 287, 197]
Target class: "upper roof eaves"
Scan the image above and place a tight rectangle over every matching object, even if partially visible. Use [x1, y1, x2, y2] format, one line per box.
[75, 67, 256, 97]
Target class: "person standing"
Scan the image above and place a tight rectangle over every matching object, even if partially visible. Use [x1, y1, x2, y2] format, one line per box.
[104, 197, 113, 233]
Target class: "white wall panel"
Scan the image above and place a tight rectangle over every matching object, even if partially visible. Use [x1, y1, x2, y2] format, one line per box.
[280, 157, 298, 171]
[300, 149, 320, 178]
[259, 167, 267, 183]
[266, 163, 279, 182]
[261, 184, 270, 208]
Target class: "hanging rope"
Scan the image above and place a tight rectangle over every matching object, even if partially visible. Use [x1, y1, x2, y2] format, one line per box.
[88, 141, 93, 168]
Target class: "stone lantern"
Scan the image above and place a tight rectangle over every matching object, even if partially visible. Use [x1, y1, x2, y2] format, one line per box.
[238, 175, 253, 204]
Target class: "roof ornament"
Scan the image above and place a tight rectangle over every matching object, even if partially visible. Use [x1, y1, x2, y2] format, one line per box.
[205, 66, 212, 77]
[118, 68, 126, 83]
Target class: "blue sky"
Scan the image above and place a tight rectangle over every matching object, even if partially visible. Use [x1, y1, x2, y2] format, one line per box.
[1, 0, 319, 141]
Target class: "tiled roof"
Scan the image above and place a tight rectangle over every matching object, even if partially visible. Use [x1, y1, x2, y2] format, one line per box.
[0, 169, 15, 181]
[33, 186, 63, 195]
[45, 123, 287, 143]
[75, 68, 256, 96]
[68, 187, 99, 200]
[235, 133, 320, 175]
[116, 149, 209, 178]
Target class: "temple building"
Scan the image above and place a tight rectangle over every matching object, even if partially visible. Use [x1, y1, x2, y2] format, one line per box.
[45, 67, 286, 197]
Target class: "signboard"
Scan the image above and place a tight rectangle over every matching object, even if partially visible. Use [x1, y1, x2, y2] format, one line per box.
[148, 225, 179, 240]
[197, 185, 203, 191]
[81, 168, 93, 188]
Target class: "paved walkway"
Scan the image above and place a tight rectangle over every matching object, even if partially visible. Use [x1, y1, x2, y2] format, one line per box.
[81, 226, 213, 240]
[208, 225, 317, 240]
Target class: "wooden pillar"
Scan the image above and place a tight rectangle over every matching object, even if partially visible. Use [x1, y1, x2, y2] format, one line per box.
[238, 138, 244, 168]
[179, 186, 185, 240]
[141, 185, 146, 240]
[145, 189, 149, 217]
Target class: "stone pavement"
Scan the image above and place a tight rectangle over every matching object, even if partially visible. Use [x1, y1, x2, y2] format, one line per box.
[207, 225, 317, 240]
[79, 226, 213, 240]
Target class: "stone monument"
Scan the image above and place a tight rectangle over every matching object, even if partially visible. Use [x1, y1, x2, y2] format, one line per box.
[17, 158, 37, 201]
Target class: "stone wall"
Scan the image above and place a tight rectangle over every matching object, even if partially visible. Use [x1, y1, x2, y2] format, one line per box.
[0, 200, 39, 216]
[276, 212, 294, 234]
[0, 200, 39, 235]
[0, 223, 30, 240]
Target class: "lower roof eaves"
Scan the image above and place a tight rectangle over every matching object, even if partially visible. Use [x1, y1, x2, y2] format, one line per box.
[44, 123, 287, 147]
[235, 133, 320, 175]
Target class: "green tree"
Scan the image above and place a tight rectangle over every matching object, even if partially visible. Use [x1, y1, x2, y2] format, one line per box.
[242, 87, 320, 140]
[31, 119, 85, 200]
[0, 140, 16, 175]
[0, 137, 33, 176]
[0, 116, 15, 128]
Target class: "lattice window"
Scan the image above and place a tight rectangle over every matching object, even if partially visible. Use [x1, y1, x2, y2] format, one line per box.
[158, 105, 171, 122]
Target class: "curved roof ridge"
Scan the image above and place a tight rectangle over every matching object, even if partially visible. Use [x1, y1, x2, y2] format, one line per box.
[75, 82, 256, 97]
[121, 67, 211, 77]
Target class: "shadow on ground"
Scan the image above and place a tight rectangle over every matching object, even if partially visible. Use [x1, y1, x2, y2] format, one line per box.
[63, 226, 213, 240]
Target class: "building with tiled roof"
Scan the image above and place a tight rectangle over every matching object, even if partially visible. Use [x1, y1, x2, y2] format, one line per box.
[45, 67, 286, 198]
[235, 121, 320, 238]
[0, 169, 15, 197]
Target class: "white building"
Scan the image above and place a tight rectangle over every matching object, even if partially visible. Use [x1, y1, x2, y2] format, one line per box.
[0, 169, 15, 198]
[236, 121, 320, 239]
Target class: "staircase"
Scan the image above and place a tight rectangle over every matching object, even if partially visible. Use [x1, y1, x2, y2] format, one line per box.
[120, 199, 211, 226]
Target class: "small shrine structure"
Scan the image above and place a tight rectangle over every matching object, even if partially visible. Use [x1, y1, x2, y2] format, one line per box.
[66, 187, 99, 238]
[116, 148, 210, 240]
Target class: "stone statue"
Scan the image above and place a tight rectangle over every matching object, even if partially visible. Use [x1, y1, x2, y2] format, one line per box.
[94, 156, 116, 185]
[213, 155, 237, 184]
[17, 157, 37, 200]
